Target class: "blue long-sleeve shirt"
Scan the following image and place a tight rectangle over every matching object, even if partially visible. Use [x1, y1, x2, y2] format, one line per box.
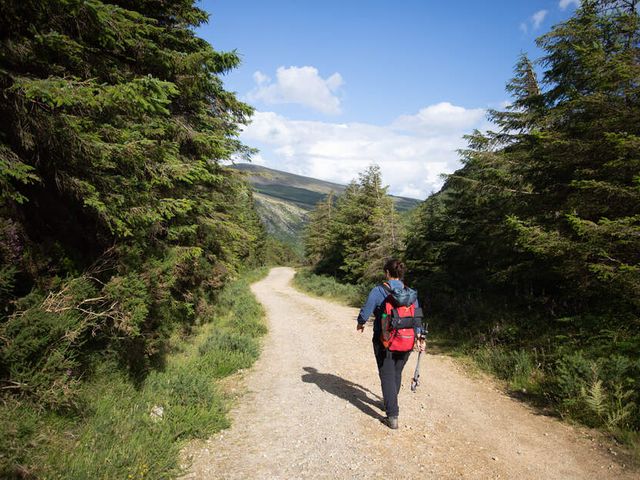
[357, 279, 421, 339]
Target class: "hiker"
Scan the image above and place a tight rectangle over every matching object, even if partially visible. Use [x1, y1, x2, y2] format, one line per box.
[356, 258, 425, 429]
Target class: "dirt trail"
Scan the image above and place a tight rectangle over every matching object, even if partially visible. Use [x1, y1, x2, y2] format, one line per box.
[182, 267, 635, 479]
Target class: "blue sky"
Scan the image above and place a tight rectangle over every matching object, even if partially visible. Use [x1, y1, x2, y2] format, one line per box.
[197, 0, 581, 199]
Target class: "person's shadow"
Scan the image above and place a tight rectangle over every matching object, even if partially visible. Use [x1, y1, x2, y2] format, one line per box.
[301, 367, 384, 421]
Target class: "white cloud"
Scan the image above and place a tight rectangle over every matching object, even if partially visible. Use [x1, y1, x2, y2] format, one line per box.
[248, 66, 344, 115]
[559, 0, 580, 10]
[392, 102, 485, 135]
[253, 71, 270, 86]
[521, 9, 549, 34]
[532, 10, 548, 29]
[239, 103, 490, 199]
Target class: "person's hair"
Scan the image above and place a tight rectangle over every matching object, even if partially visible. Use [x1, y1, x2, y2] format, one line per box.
[384, 258, 405, 279]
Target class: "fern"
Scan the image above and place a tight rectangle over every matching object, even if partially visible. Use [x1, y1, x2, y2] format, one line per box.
[606, 385, 636, 430]
[582, 379, 607, 419]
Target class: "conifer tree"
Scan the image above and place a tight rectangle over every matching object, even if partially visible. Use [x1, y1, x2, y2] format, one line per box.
[304, 165, 403, 284]
[507, 0, 640, 309]
[350, 166, 402, 282]
[0, 0, 265, 402]
[409, 0, 639, 319]
[405, 1, 640, 434]
[304, 191, 337, 268]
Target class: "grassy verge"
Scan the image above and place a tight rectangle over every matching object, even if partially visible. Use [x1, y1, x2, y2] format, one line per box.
[292, 268, 368, 307]
[0, 268, 268, 479]
[429, 328, 640, 463]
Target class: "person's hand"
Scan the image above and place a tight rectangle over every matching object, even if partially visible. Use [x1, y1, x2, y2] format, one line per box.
[418, 338, 426, 352]
[356, 323, 365, 333]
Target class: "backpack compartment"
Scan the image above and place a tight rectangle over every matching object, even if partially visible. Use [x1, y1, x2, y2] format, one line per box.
[387, 327, 415, 352]
[390, 306, 423, 330]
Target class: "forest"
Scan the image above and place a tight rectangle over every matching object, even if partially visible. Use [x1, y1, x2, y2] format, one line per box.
[0, 0, 272, 477]
[303, 0, 639, 451]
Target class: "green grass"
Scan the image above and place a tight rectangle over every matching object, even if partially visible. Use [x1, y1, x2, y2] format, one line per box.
[0, 268, 268, 479]
[429, 329, 640, 463]
[470, 345, 545, 395]
[292, 268, 368, 307]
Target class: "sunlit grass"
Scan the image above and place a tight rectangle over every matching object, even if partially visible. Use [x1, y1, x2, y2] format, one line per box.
[0, 268, 268, 479]
[292, 268, 368, 307]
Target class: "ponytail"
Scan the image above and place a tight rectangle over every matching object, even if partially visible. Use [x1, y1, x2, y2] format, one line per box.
[383, 258, 405, 280]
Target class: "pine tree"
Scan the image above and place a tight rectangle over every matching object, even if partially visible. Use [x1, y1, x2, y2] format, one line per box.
[508, 0, 640, 310]
[0, 0, 265, 402]
[304, 165, 403, 284]
[304, 191, 337, 267]
[406, 0, 639, 325]
[352, 166, 402, 282]
[405, 0, 640, 437]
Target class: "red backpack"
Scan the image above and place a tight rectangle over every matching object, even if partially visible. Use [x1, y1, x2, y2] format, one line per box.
[380, 283, 423, 352]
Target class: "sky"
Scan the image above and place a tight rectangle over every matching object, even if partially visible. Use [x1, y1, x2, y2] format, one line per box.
[196, 0, 582, 199]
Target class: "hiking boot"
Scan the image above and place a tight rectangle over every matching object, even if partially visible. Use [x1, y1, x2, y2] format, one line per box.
[384, 416, 399, 429]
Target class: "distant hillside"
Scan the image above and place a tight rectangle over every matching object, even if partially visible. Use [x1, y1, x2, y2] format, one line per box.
[234, 164, 421, 211]
[232, 163, 421, 246]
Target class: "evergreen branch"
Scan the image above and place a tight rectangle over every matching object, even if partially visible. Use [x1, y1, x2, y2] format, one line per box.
[447, 174, 538, 195]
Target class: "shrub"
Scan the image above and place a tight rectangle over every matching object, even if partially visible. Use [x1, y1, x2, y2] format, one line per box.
[472, 346, 542, 393]
[551, 352, 639, 431]
[292, 269, 368, 307]
[0, 278, 100, 408]
[0, 269, 268, 478]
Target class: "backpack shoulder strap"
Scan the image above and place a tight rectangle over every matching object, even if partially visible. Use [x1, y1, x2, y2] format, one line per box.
[381, 283, 397, 310]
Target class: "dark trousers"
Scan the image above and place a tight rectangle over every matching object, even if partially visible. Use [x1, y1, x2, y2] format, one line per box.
[373, 339, 411, 417]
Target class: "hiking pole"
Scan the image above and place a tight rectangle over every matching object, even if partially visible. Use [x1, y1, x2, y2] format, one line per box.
[411, 323, 428, 392]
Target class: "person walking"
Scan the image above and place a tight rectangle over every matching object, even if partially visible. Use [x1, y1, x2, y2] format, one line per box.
[356, 258, 425, 429]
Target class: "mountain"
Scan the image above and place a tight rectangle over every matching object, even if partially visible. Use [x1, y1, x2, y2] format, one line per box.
[231, 164, 421, 246]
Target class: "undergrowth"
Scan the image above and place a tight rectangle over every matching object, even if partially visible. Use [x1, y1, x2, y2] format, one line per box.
[0, 268, 268, 479]
[292, 268, 368, 307]
[439, 329, 640, 461]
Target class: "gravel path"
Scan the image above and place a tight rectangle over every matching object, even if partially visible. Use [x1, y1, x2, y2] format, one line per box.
[182, 267, 636, 479]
